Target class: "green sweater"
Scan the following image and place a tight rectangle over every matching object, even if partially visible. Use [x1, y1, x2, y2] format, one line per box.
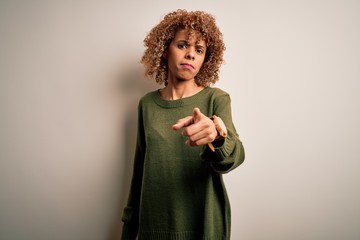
[122, 87, 245, 240]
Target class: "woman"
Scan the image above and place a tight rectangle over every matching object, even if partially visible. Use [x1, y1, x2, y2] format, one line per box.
[121, 9, 245, 240]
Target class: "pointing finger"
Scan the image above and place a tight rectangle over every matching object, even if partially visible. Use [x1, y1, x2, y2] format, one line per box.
[172, 116, 194, 131]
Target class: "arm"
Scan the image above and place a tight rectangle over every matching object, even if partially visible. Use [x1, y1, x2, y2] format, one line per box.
[172, 92, 245, 173]
[121, 104, 145, 240]
[201, 92, 245, 173]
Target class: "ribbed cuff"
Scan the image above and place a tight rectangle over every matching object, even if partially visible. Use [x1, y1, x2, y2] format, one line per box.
[214, 136, 235, 159]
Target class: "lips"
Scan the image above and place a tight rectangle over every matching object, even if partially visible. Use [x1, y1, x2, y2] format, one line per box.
[180, 63, 194, 69]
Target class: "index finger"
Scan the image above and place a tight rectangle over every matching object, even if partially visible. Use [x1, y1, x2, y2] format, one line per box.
[172, 116, 194, 131]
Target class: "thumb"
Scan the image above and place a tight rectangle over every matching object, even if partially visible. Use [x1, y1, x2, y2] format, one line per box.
[192, 107, 203, 123]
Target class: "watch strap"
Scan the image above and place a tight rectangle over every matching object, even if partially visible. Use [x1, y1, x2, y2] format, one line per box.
[208, 115, 227, 152]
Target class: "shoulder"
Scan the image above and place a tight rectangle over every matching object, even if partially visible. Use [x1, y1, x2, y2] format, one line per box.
[207, 87, 230, 97]
[205, 87, 231, 103]
[138, 90, 158, 105]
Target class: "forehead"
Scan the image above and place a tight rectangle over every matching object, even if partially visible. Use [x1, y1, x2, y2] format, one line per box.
[173, 29, 206, 45]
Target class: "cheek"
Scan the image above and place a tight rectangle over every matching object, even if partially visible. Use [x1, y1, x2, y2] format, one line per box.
[197, 58, 206, 68]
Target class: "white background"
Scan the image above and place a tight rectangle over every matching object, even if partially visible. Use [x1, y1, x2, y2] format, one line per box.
[1, 0, 359, 239]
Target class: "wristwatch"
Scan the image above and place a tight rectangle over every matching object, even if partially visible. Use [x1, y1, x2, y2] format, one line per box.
[208, 115, 227, 152]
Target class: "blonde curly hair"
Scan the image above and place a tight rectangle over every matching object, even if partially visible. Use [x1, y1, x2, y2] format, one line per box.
[140, 9, 226, 87]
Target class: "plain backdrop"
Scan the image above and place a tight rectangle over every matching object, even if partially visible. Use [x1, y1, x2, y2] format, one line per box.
[1, 0, 359, 239]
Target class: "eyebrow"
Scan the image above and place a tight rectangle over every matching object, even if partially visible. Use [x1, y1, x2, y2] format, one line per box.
[176, 40, 206, 48]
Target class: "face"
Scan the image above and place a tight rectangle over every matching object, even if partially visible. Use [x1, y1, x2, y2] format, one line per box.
[164, 29, 207, 83]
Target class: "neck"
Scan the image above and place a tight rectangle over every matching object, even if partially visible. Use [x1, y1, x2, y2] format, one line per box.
[160, 80, 204, 100]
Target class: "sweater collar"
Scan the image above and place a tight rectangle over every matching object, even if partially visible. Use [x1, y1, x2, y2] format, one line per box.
[152, 87, 211, 108]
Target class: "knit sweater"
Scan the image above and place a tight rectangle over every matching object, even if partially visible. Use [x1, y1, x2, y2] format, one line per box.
[121, 87, 245, 240]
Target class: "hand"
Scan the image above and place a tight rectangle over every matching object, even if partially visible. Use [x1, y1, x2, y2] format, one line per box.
[172, 108, 218, 147]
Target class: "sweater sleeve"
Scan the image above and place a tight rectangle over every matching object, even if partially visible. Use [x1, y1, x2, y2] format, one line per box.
[200, 91, 245, 173]
[121, 103, 146, 240]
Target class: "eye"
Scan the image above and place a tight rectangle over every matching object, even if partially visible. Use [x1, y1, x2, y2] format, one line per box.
[196, 48, 204, 54]
[177, 43, 187, 49]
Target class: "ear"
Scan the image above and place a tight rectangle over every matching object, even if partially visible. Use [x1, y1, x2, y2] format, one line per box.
[163, 51, 168, 60]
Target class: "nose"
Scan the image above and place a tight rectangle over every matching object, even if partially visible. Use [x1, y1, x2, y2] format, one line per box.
[185, 48, 195, 60]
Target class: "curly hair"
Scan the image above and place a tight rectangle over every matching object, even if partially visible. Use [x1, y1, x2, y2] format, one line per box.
[140, 9, 226, 87]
